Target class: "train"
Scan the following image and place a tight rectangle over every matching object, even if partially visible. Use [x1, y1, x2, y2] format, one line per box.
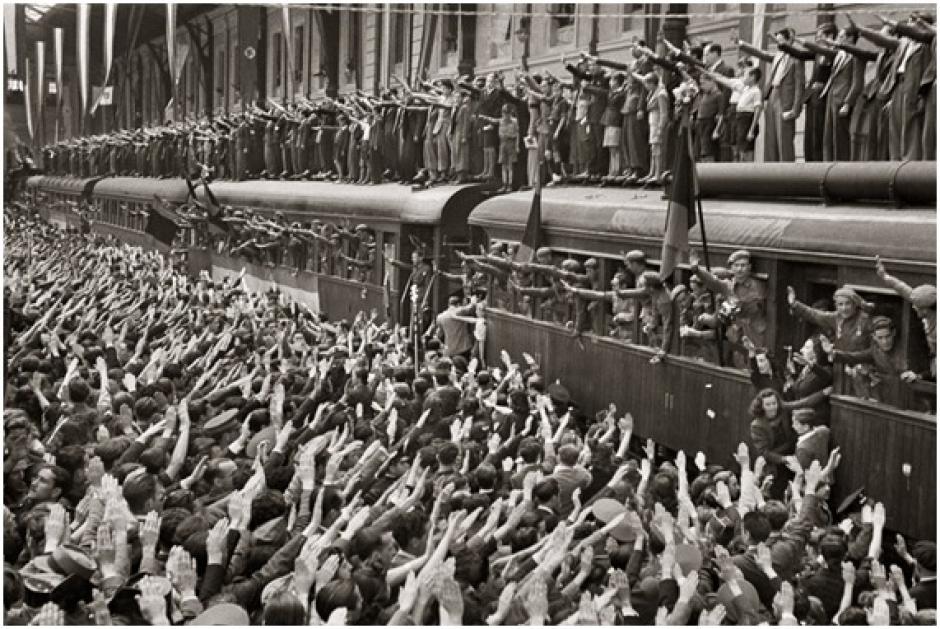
[24, 162, 937, 539]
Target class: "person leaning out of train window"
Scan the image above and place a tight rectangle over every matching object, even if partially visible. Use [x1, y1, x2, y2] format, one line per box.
[679, 275, 721, 364]
[635, 272, 675, 365]
[876, 256, 937, 379]
[742, 335, 786, 392]
[782, 334, 834, 425]
[690, 249, 769, 366]
[820, 316, 921, 407]
[786, 285, 875, 398]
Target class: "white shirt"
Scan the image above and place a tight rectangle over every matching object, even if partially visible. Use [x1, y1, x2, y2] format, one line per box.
[736, 85, 763, 113]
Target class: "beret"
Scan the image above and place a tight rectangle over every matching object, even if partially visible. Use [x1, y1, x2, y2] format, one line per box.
[727, 249, 751, 265]
[624, 250, 646, 262]
[911, 284, 937, 309]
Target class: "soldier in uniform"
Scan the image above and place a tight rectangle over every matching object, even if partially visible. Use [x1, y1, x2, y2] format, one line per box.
[786, 284, 875, 397]
[691, 249, 768, 369]
[386, 242, 435, 331]
[338, 224, 377, 283]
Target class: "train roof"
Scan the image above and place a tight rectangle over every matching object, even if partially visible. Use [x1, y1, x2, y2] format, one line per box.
[91, 177, 191, 203]
[468, 187, 937, 265]
[26, 175, 101, 195]
[194, 180, 493, 225]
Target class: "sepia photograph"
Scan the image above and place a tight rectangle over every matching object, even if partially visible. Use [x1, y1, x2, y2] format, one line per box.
[2, 2, 936, 626]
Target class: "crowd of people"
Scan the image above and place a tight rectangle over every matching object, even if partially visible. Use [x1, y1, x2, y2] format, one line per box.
[4, 201, 938, 626]
[38, 11, 936, 195]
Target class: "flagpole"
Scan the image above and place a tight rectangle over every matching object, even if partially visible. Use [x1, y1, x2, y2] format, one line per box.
[690, 134, 723, 368]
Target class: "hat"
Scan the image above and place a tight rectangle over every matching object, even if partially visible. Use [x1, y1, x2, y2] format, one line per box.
[676, 544, 703, 576]
[592, 498, 642, 542]
[202, 408, 240, 436]
[51, 544, 97, 580]
[193, 603, 251, 626]
[624, 250, 646, 263]
[911, 284, 937, 309]
[792, 408, 816, 424]
[836, 486, 867, 517]
[354, 223, 369, 232]
[547, 382, 570, 406]
[246, 425, 277, 458]
[727, 249, 750, 265]
[716, 579, 760, 623]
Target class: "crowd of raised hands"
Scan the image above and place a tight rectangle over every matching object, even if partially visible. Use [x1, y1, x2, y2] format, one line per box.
[3, 205, 936, 626]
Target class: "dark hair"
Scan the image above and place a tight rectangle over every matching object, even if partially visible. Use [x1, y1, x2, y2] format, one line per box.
[122, 472, 158, 513]
[533, 478, 559, 504]
[68, 378, 91, 404]
[706, 43, 722, 56]
[749, 388, 783, 419]
[748, 67, 763, 82]
[741, 511, 772, 544]
[263, 592, 307, 625]
[437, 442, 459, 466]
[315, 578, 360, 621]
[348, 527, 383, 563]
[250, 492, 286, 529]
[159, 507, 192, 549]
[762, 500, 789, 531]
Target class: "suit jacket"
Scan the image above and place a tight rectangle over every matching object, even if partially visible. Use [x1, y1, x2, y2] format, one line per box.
[910, 579, 937, 611]
[766, 52, 805, 113]
[822, 52, 865, 108]
[794, 425, 830, 470]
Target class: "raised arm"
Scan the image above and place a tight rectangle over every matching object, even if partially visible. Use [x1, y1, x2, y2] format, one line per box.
[835, 41, 879, 62]
[738, 40, 776, 63]
[779, 41, 817, 61]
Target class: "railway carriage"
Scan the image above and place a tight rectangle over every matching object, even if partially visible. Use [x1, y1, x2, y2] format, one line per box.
[468, 162, 937, 539]
[193, 180, 493, 321]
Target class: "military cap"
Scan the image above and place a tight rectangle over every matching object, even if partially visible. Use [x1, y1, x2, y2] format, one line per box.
[560, 259, 581, 272]
[624, 250, 646, 263]
[727, 249, 751, 265]
[792, 408, 816, 424]
[911, 284, 937, 309]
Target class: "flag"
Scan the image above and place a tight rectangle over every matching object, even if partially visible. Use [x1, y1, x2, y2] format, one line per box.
[146, 202, 180, 246]
[166, 4, 176, 88]
[281, 4, 295, 99]
[90, 4, 117, 115]
[35, 41, 45, 143]
[77, 4, 90, 118]
[23, 57, 33, 143]
[659, 123, 698, 281]
[383, 269, 392, 320]
[4, 5, 17, 80]
[201, 178, 230, 235]
[513, 180, 542, 264]
[54, 28, 63, 142]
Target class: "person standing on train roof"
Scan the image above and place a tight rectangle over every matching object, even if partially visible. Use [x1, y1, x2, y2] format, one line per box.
[876, 255, 937, 378]
[691, 249, 768, 369]
[736, 28, 805, 163]
[786, 285, 875, 398]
